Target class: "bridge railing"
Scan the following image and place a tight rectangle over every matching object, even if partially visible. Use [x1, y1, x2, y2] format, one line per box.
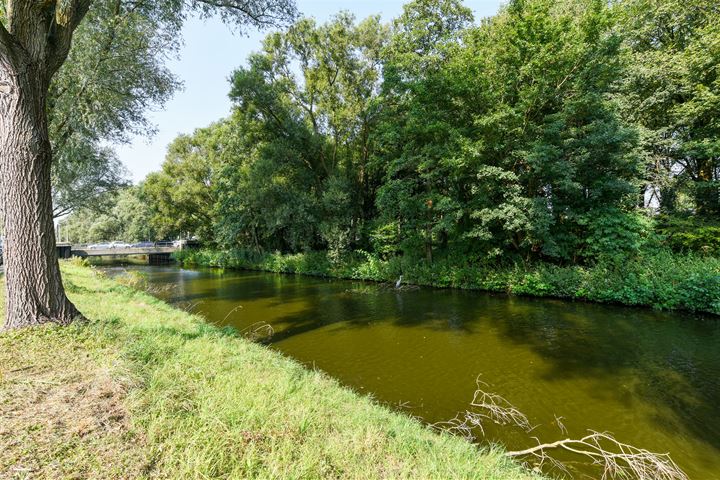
[70, 241, 178, 250]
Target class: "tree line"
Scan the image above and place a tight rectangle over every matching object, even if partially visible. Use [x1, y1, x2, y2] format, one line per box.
[64, 0, 720, 268]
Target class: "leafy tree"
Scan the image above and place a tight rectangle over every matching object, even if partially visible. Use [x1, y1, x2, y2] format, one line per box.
[615, 0, 720, 216]
[143, 127, 222, 242]
[467, 0, 641, 262]
[58, 186, 156, 243]
[222, 13, 389, 252]
[52, 146, 130, 218]
[48, 0, 181, 217]
[375, 0, 642, 263]
[0, 0, 296, 329]
[373, 0, 474, 262]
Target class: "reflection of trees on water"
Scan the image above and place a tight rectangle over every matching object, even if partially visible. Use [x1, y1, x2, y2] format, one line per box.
[137, 266, 720, 471]
[480, 300, 720, 452]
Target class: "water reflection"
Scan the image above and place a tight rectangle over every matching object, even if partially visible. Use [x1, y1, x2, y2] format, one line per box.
[108, 266, 720, 479]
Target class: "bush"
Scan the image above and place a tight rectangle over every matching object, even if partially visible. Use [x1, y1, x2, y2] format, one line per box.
[176, 248, 720, 315]
[581, 208, 655, 262]
[657, 215, 720, 255]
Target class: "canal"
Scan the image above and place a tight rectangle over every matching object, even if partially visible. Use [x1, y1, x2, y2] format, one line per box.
[106, 265, 720, 479]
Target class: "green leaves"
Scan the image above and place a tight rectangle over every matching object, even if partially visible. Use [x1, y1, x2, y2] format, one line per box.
[143, 127, 225, 241]
[122, 0, 718, 272]
[49, 0, 181, 216]
[58, 187, 155, 243]
[373, 0, 644, 262]
[221, 14, 390, 251]
[47, 0, 298, 217]
[615, 0, 720, 216]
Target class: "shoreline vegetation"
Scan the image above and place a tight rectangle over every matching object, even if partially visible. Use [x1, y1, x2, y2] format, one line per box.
[0, 262, 539, 479]
[175, 249, 720, 316]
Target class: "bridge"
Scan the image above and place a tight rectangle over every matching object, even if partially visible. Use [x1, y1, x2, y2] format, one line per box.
[56, 243, 182, 265]
[0, 243, 187, 267]
[72, 246, 179, 264]
[70, 246, 178, 257]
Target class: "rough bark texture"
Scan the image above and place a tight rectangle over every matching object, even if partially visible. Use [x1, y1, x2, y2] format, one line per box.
[0, 3, 90, 329]
[0, 56, 80, 329]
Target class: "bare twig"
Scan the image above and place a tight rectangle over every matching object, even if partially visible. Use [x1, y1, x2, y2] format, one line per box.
[222, 305, 244, 323]
[553, 414, 567, 435]
[180, 301, 204, 313]
[434, 378, 688, 480]
[468, 379, 535, 432]
[507, 431, 688, 480]
[239, 321, 274, 342]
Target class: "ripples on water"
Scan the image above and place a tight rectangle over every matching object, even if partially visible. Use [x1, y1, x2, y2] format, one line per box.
[105, 265, 720, 479]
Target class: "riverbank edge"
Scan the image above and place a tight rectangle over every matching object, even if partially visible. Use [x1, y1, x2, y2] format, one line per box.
[0, 262, 540, 479]
[175, 248, 720, 316]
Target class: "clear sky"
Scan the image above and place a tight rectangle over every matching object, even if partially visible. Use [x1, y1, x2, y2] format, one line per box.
[116, 0, 504, 183]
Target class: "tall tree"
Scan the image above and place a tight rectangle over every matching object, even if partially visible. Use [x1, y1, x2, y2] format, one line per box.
[374, 0, 474, 262]
[615, 0, 720, 216]
[0, 0, 296, 329]
[224, 13, 388, 252]
[375, 0, 641, 263]
[58, 186, 156, 243]
[143, 128, 221, 241]
[49, 0, 181, 217]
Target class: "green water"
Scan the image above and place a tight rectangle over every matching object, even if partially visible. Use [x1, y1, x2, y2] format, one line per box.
[110, 265, 720, 479]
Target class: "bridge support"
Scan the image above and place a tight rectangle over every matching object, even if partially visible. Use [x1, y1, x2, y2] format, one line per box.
[57, 244, 72, 259]
[148, 253, 174, 265]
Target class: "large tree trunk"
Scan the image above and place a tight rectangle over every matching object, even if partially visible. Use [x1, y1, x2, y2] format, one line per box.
[0, 56, 80, 329]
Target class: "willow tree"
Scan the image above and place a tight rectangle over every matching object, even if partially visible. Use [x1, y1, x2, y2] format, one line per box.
[0, 0, 295, 329]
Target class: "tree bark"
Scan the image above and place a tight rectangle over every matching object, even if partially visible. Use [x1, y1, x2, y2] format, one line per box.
[0, 48, 80, 329]
[695, 158, 719, 216]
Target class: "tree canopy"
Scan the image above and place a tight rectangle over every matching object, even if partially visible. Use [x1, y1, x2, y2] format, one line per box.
[66, 0, 720, 263]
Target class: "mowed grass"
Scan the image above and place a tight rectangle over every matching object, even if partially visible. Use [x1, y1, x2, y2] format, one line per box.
[0, 262, 539, 479]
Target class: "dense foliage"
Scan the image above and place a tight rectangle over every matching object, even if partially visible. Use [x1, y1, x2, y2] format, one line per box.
[49, 0, 181, 217]
[47, 0, 298, 218]
[58, 187, 156, 244]
[64, 0, 720, 310]
[175, 248, 720, 315]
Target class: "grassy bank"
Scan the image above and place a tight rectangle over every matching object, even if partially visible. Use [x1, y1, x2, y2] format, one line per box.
[0, 262, 537, 479]
[176, 249, 720, 315]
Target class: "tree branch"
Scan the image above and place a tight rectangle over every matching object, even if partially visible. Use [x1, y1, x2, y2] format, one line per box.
[47, 0, 94, 76]
[193, 0, 273, 25]
[191, 0, 297, 28]
[435, 378, 688, 480]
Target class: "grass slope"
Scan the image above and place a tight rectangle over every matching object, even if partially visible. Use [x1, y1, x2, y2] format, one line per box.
[0, 263, 537, 479]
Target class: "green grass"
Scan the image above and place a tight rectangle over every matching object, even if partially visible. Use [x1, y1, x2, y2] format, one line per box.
[175, 248, 720, 315]
[0, 262, 538, 479]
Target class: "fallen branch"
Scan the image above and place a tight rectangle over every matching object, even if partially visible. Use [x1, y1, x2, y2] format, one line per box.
[507, 431, 688, 480]
[436, 377, 688, 480]
[469, 381, 535, 432]
[240, 321, 274, 342]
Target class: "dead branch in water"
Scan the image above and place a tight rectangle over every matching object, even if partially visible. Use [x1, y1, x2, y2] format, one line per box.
[240, 321, 274, 342]
[469, 381, 535, 432]
[432, 379, 534, 440]
[437, 378, 688, 480]
[507, 431, 687, 480]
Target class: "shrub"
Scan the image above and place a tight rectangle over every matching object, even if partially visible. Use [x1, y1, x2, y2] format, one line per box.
[175, 248, 720, 315]
[657, 215, 720, 255]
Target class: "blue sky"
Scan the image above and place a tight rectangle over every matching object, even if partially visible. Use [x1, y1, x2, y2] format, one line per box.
[117, 0, 504, 182]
